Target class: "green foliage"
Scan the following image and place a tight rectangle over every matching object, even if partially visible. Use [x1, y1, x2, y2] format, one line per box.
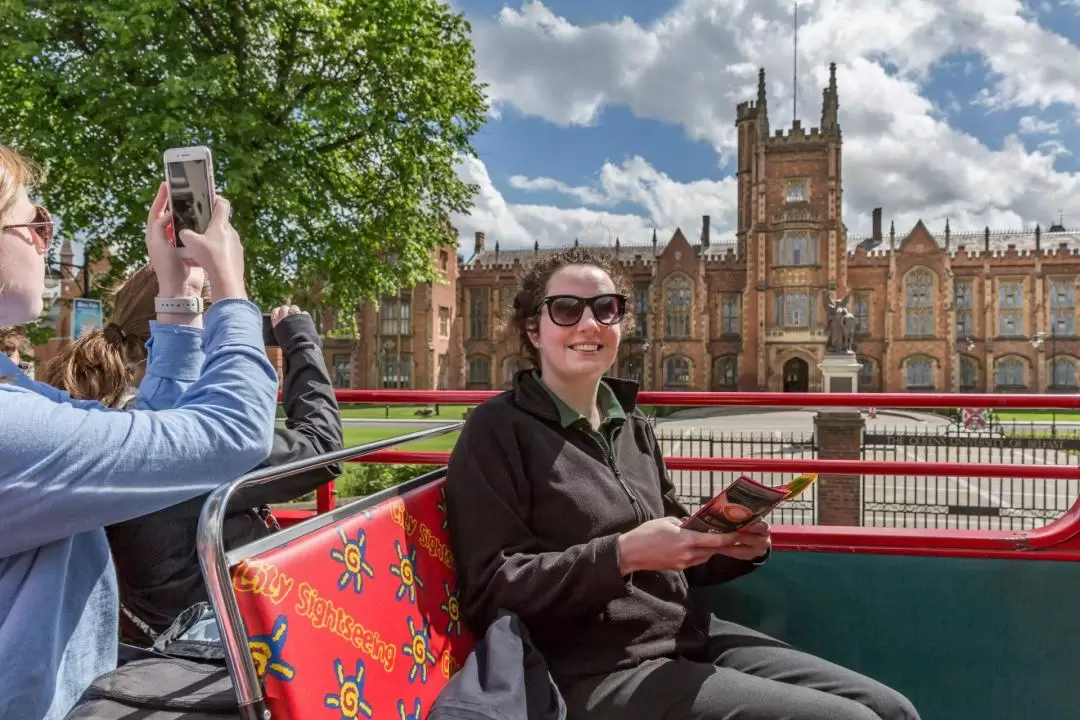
[336, 463, 436, 499]
[0, 0, 487, 312]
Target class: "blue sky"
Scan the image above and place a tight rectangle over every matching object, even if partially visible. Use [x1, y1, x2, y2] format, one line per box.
[448, 0, 1080, 251]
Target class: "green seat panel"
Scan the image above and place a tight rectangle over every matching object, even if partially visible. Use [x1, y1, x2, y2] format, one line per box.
[702, 551, 1080, 720]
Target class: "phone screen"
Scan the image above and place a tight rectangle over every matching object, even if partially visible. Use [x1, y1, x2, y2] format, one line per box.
[167, 159, 213, 245]
[262, 314, 279, 347]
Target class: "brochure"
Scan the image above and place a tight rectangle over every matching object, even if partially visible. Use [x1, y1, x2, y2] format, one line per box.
[681, 473, 817, 534]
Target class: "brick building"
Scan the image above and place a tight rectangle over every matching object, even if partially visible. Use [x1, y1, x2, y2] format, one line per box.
[351, 64, 1080, 395]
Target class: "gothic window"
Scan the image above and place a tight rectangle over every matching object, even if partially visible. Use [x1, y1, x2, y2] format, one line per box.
[905, 356, 934, 390]
[664, 356, 691, 387]
[785, 179, 808, 203]
[854, 294, 869, 334]
[664, 276, 692, 338]
[1049, 278, 1075, 336]
[774, 290, 813, 328]
[1051, 357, 1077, 389]
[379, 290, 412, 336]
[381, 355, 411, 389]
[722, 295, 740, 335]
[904, 268, 934, 337]
[960, 356, 978, 391]
[996, 357, 1025, 389]
[712, 356, 737, 390]
[467, 355, 490, 388]
[998, 281, 1023, 337]
[332, 355, 351, 389]
[954, 279, 973, 338]
[857, 356, 875, 390]
[774, 232, 817, 266]
[632, 283, 649, 339]
[468, 287, 490, 340]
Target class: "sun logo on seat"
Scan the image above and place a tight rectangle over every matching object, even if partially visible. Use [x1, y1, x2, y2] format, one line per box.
[323, 658, 374, 720]
[436, 486, 448, 530]
[397, 698, 422, 720]
[330, 527, 375, 594]
[440, 581, 462, 637]
[247, 615, 296, 683]
[389, 541, 424, 604]
[401, 616, 437, 684]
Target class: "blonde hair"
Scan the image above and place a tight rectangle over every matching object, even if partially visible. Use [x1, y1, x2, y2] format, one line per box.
[37, 268, 212, 406]
[0, 145, 41, 225]
[0, 146, 41, 382]
[0, 325, 26, 359]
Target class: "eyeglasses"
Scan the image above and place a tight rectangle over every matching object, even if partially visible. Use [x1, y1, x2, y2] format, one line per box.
[2, 205, 53, 254]
[541, 294, 628, 327]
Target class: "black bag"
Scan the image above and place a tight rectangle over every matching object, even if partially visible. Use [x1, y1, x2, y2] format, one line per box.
[65, 604, 241, 719]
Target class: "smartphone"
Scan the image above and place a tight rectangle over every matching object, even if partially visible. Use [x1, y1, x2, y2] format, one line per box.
[163, 146, 216, 258]
[262, 313, 279, 347]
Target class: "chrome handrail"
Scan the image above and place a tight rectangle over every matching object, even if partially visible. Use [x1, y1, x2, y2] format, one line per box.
[196, 422, 463, 719]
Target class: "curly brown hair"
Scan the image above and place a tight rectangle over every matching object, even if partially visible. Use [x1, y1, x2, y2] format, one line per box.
[504, 246, 633, 368]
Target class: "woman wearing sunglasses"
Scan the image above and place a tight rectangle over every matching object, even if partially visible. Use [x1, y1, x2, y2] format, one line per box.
[444, 246, 918, 720]
[0, 144, 278, 719]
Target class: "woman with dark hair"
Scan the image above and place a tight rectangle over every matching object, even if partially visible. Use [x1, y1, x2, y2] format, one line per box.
[445, 246, 919, 720]
[39, 269, 343, 644]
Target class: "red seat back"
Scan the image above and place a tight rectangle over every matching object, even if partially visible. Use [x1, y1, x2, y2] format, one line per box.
[230, 475, 475, 718]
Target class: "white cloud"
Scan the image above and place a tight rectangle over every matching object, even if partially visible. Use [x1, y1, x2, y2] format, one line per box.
[455, 0, 1080, 247]
[1018, 115, 1061, 135]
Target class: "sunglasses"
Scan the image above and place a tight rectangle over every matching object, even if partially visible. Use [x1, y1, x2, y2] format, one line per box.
[541, 294, 628, 327]
[2, 205, 53, 254]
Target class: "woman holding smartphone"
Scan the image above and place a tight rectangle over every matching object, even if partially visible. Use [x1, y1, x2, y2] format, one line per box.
[0, 144, 278, 719]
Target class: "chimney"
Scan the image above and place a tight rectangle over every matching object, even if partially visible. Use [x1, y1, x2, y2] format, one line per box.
[872, 208, 882, 244]
[701, 215, 711, 247]
[474, 231, 485, 255]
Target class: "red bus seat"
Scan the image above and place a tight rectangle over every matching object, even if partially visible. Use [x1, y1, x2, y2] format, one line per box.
[230, 475, 475, 718]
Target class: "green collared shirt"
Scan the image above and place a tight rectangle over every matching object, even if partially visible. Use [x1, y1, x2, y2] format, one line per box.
[532, 371, 627, 462]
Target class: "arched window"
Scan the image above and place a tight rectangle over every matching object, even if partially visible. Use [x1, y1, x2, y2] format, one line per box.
[1052, 357, 1078, 389]
[467, 356, 491, 389]
[620, 354, 644, 384]
[996, 357, 1025, 389]
[905, 268, 934, 337]
[712, 356, 737, 390]
[960, 356, 979, 391]
[664, 356, 691, 387]
[905, 356, 934, 390]
[857, 356, 875, 390]
[664, 276, 692, 338]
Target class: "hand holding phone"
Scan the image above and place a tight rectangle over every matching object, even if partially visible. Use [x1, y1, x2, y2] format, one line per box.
[163, 146, 216, 258]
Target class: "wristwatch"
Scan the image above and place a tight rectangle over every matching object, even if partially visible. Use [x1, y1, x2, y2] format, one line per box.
[155, 296, 205, 315]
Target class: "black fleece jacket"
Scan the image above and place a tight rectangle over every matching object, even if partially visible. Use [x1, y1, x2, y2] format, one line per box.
[107, 313, 344, 639]
[445, 370, 764, 681]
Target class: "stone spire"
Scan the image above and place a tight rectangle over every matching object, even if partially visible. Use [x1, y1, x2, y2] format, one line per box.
[820, 62, 839, 133]
[756, 68, 770, 139]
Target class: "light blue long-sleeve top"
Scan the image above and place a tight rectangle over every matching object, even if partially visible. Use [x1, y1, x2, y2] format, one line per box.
[0, 298, 278, 720]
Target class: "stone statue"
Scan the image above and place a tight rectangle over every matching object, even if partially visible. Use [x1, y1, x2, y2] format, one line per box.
[823, 291, 856, 354]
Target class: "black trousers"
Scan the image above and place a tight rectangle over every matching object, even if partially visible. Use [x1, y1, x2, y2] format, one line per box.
[559, 618, 920, 720]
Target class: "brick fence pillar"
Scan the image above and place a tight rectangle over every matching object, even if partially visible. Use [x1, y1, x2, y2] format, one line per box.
[813, 409, 865, 526]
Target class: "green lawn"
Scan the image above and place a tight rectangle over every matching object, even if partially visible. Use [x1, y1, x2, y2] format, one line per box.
[992, 410, 1080, 422]
[342, 425, 459, 452]
[338, 404, 472, 419]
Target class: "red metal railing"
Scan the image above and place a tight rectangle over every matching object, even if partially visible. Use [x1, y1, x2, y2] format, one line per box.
[274, 390, 1080, 558]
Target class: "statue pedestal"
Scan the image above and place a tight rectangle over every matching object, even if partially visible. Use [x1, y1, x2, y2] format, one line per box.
[818, 353, 862, 393]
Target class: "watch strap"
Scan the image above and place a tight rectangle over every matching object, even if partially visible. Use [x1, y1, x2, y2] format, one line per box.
[155, 296, 204, 315]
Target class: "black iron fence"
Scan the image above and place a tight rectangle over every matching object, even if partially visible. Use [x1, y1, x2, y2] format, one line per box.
[654, 429, 817, 526]
[652, 424, 1080, 531]
[861, 425, 1080, 531]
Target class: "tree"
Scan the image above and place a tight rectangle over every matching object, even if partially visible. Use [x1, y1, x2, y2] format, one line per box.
[0, 0, 487, 314]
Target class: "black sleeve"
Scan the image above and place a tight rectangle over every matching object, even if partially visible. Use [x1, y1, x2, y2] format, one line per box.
[446, 404, 630, 631]
[641, 415, 767, 587]
[228, 313, 344, 510]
